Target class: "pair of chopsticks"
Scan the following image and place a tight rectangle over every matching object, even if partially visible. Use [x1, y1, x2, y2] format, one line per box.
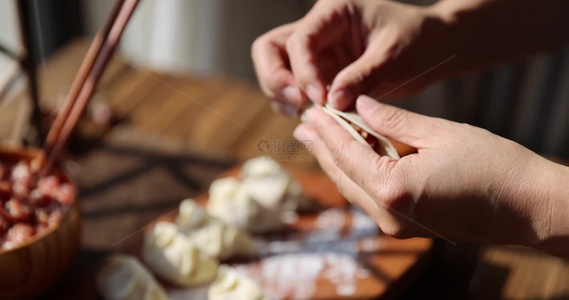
[41, 0, 140, 175]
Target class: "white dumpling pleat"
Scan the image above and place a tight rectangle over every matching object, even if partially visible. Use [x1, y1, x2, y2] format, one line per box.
[142, 222, 218, 287]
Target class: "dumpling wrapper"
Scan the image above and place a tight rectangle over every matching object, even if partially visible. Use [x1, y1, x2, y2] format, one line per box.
[240, 156, 312, 212]
[96, 254, 169, 300]
[206, 177, 284, 234]
[175, 199, 258, 260]
[208, 266, 270, 300]
[311, 104, 400, 159]
[142, 222, 218, 287]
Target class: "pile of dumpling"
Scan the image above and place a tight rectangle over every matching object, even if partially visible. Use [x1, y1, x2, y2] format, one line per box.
[97, 156, 311, 300]
[207, 156, 313, 234]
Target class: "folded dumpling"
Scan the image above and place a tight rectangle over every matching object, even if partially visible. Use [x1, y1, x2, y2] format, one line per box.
[321, 104, 400, 159]
[240, 156, 312, 212]
[175, 199, 257, 260]
[208, 266, 270, 300]
[142, 222, 218, 287]
[96, 254, 169, 300]
[206, 177, 283, 234]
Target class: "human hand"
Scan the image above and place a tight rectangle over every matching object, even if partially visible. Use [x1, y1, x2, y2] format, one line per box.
[293, 95, 569, 255]
[251, 0, 455, 114]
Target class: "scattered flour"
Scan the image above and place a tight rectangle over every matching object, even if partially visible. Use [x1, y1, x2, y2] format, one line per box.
[314, 208, 346, 229]
[235, 253, 370, 299]
[169, 208, 381, 299]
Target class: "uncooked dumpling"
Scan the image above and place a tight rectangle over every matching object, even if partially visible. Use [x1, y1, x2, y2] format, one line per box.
[96, 254, 169, 300]
[241, 156, 284, 178]
[206, 177, 283, 234]
[208, 266, 269, 300]
[321, 104, 400, 159]
[175, 199, 257, 259]
[142, 222, 218, 287]
[241, 156, 312, 212]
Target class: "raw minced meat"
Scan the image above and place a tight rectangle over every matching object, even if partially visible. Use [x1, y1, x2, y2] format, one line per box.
[0, 160, 72, 250]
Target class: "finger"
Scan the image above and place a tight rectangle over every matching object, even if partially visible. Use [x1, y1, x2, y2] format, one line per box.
[285, 1, 352, 104]
[252, 24, 306, 107]
[356, 95, 441, 147]
[299, 120, 438, 239]
[303, 107, 396, 196]
[327, 40, 396, 110]
[270, 101, 299, 118]
[293, 123, 386, 221]
[315, 45, 353, 85]
[294, 123, 413, 237]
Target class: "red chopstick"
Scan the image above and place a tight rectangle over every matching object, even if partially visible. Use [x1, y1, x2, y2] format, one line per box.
[42, 0, 139, 175]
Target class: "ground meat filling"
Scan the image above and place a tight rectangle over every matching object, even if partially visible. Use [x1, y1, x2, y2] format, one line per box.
[339, 117, 380, 151]
[0, 161, 72, 250]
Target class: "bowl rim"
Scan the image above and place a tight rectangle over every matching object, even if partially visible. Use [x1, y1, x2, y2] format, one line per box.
[0, 145, 78, 255]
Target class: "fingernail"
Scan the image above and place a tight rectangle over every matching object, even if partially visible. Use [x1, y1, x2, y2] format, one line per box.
[282, 86, 301, 104]
[282, 104, 299, 117]
[300, 108, 310, 123]
[271, 102, 299, 117]
[306, 84, 323, 104]
[301, 107, 318, 123]
[356, 95, 379, 112]
[293, 125, 308, 140]
[328, 89, 352, 109]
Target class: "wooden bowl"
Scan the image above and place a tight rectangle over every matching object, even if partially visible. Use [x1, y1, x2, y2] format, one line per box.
[0, 146, 81, 300]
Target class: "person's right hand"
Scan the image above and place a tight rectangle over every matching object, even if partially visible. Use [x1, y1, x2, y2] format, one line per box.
[294, 95, 569, 258]
[251, 0, 456, 114]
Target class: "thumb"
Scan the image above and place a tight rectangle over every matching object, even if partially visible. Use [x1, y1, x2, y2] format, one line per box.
[285, 1, 352, 105]
[328, 46, 394, 110]
[356, 95, 438, 147]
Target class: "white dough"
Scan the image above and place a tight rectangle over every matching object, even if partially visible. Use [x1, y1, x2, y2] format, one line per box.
[206, 177, 283, 234]
[322, 104, 400, 159]
[96, 254, 169, 300]
[241, 156, 284, 178]
[241, 156, 312, 212]
[208, 266, 270, 300]
[142, 222, 218, 287]
[175, 199, 257, 260]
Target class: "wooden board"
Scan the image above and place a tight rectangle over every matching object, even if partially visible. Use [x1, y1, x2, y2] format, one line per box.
[139, 167, 433, 300]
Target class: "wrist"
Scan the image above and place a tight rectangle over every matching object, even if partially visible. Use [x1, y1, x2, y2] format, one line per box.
[428, 0, 569, 78]
[428, 0, 461, 26]
[531, 160, 569, 257]
[484, 147, 567, 251]
[420, 1, 469, 80]
[405, 3, 461, 84]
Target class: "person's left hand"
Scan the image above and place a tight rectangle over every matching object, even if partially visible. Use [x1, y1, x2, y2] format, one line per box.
[293, 95, 569, 253]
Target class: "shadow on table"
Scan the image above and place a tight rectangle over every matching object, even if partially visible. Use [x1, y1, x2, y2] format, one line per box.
[522, 297, 569, 300]
[469, 260, 510, 300]
[397, 241, 492, 300]
[80, 143, 234, 197]
[42, 248, 109, 300]
[43, 128, 236, 299]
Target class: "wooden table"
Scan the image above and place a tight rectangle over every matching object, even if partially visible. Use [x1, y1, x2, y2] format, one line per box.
[4, 38, 569, 299]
